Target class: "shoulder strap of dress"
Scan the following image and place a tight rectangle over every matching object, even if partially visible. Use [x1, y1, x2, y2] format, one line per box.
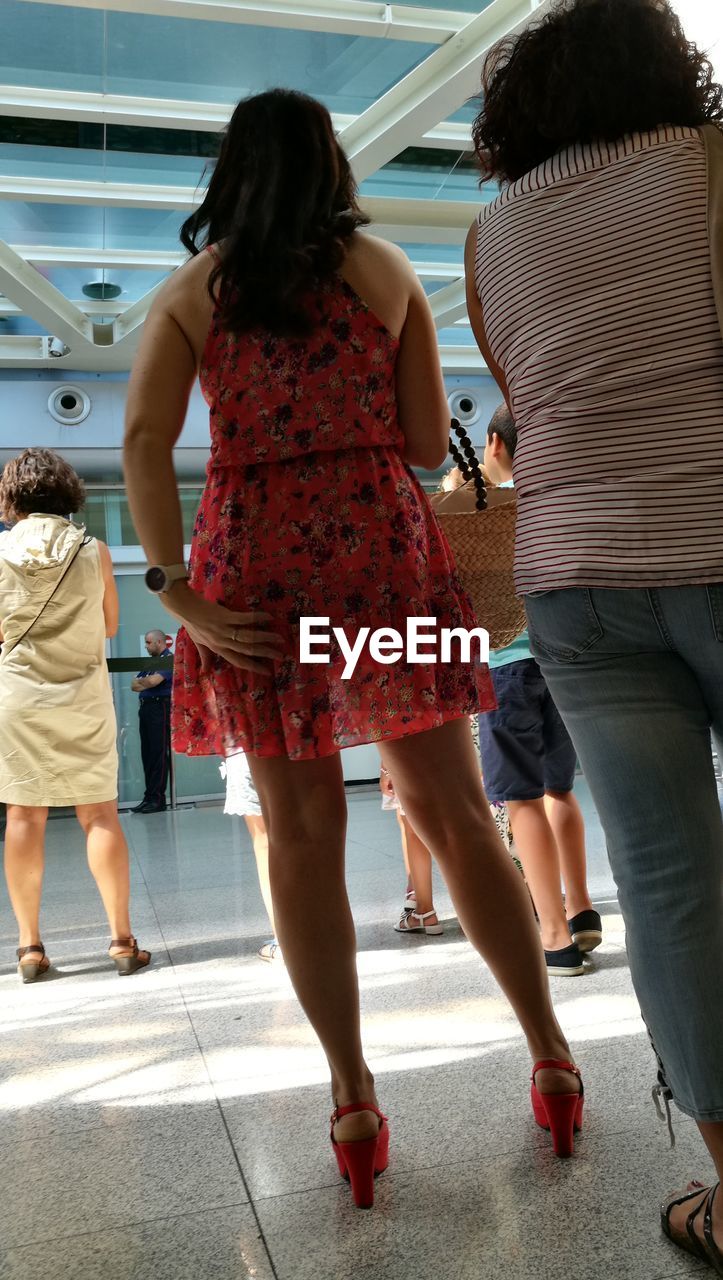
[701, 123, 723, 344]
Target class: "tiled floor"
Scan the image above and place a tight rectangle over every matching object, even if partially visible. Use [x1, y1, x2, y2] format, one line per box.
[0, 781, 714, 1280]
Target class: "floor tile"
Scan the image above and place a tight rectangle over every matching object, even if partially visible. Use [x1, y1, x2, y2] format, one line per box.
[0, 994, 213, 1147]
[255, 1123, 712, 1280]
[0, 1104, 247, 1249]
[0, 1204, 272, 1280]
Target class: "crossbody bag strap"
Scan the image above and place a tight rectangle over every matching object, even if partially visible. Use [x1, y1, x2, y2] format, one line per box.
[701, 123, 723, 344]
[1, 533, 88, 662]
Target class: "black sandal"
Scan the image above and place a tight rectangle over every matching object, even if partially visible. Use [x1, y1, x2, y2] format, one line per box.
[662, 1183, 723, 1274]
[16, 944, 50, 984]
[109, 936, 151, 976]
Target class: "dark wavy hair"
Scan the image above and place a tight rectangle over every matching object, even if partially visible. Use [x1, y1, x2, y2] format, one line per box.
[0, 448, 85, 523]
[180, 88, 369, 336]
[472, 0, 723, 184]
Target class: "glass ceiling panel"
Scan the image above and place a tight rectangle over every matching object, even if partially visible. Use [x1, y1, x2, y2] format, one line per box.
[362, 148, 481, 202]
[0, 200, 106, 248]
[0, 316, 47, 336]
[2, 3, 436, 114]
[450, 101, 480, 124]
[0, 202, 186, 251]
[2, 2, 104, 94]
[0, 143, 209, 190]
[39, 266, 169, 303]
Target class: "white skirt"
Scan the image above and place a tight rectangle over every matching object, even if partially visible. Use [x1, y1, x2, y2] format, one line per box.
[220, 752, 262, 817]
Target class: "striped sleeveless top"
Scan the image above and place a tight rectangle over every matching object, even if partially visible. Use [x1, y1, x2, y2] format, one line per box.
[475, 125, 723, 594]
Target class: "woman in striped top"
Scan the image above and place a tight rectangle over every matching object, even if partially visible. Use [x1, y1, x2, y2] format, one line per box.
[466, 0, 723, 1266]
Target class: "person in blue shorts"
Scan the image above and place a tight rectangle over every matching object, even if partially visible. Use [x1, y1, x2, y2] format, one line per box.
[479, 407, 602, 976]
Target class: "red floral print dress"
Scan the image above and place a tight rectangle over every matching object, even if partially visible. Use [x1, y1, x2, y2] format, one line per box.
[172, 274, 495, 760]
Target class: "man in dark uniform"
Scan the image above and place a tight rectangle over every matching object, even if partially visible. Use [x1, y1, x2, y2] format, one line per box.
[131, 629, 173, 814]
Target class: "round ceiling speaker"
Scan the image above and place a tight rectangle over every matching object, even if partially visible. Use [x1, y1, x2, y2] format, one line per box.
[47, 385, 91, 425]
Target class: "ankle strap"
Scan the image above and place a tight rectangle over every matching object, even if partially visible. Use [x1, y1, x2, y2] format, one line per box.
[17, 944, 45, 960]
[110, 936, 136, 949]
[532, 1059, 581, 1080]
[331, 1101, 386, 1123]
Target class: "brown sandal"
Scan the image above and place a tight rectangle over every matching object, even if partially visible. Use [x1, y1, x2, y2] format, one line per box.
[16, 944, 51, 984]
[109, 936, 151, 976]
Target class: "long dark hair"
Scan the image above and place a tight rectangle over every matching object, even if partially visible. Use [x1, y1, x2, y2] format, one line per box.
[180, 89, 368, 336]
[472, 0, 723, 185]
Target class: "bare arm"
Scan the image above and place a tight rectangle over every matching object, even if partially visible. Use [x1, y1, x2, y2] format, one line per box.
[464, 221, 511, 405]
[395, 263, 450, 470]
[98, 540, 120, 638]
[124, 290, 195, 572]
[123, 263, 283, 675]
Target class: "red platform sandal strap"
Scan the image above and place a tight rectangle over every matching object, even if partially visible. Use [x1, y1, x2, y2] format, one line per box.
[532, 1060, 583, 1089]
[331, 1101, 387, 1123]
[532, 1058, 580, 1075]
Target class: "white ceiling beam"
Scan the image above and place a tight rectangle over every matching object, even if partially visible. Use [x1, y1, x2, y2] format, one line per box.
[9, 246, 187, 271]
[439, 345, 488, 373]
[0, 85, 473, 151]
[364, 197, 473, 244]
[17, 0, 470, 43]
[0, 297, 135, 317]
[8, 244, 462, 279]
[341, 0, 550, 180]
[0, 241, 97, 352]
[0, 335, 51, 367]
[0, 173, 201, 209]
[111, 280, 167, 352]
[0, 176, 475, 242]
[428, 276, 467, 328]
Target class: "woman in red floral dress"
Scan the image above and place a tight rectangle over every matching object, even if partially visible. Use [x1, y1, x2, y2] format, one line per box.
[125, 90, 581, 1207]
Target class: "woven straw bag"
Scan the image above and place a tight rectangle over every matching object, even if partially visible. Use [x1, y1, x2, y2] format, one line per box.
[429, 420, 527, 652]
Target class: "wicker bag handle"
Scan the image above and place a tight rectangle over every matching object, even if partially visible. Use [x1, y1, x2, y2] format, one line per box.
[448, 418, 487, 511]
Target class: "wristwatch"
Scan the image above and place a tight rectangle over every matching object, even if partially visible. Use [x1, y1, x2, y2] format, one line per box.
[144, 563, 189, 594]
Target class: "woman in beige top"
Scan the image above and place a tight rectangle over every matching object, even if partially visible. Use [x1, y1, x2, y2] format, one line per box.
[0, 448, 150, 982]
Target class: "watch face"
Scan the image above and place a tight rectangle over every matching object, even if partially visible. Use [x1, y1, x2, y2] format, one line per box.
[145, 566, 166, 593]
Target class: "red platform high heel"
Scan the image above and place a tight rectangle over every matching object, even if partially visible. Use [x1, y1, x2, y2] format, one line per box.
[330, 1102, 389, 1209]
[531, 1059, 584, 1158]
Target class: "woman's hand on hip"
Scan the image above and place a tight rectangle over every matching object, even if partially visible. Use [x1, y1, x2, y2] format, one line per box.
[163, 582, 284, 676]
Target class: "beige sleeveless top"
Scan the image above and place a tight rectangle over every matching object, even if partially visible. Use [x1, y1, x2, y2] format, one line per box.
[0, 515, 118, 806]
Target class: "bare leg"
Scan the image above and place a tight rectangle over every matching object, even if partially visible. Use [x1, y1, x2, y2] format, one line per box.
[244, 814, 275, 934]
[247, 752, 378, 1143]
[396, 813, 414, 896]
[506, 798, 571, 950]
[381, 719, 576, 1095]
[544, 790, 594, 919]
[76, 801, 146, 958]
[397, 813, 435, 916]
[4, 804, 48, 949]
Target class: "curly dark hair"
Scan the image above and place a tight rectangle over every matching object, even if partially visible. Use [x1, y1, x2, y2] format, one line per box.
[472, 0, 723, 184]
[180, 88, 369, 337]
[0, 448, 86, 523]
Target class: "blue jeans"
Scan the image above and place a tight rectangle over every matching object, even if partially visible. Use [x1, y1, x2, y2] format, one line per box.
[525, 585, 723, 1122]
